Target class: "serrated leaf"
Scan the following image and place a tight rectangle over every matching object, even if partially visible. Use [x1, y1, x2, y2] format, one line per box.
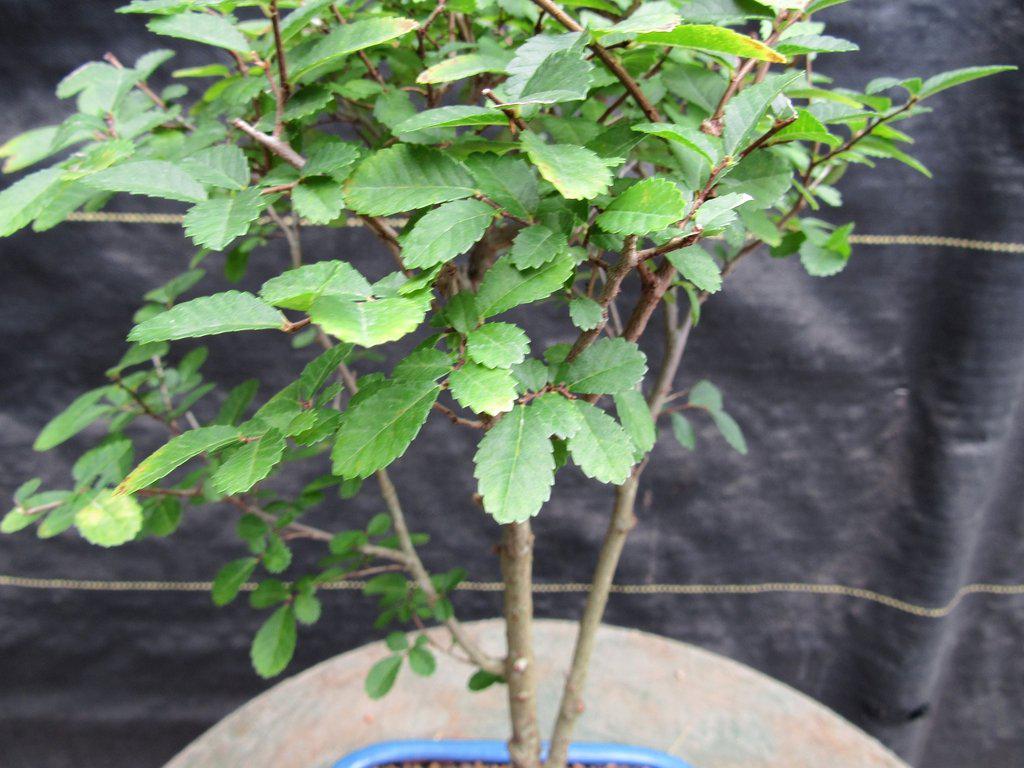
[118, 425, 240, 494]
[34, 388, 112, 451]
[567, 401, 634, 484]
[635, 24, 786, 63]
[181, 145, 249, 190]
[666, 246, 721, 293]
[148, 12, 250, 52]
[769, 108, 840, 148]
[505, 31, 583, 87]
[311, 294, 429, 347]
[473, 405, 555, 524]
[74, 490, 142, 547]
[718, 151, 792, 207]
[475, 252, 575, 318]
[0, 167, 64, 236]
[561, 337, 647, 395]
[345, 145, 476, 216]
[723, 71, 803, 155]
[293, 178, 346, 224]
[303, 136, 360, 179]
[776, 33, 858, 56]
[632, 122, 721, 164]
[504, 48, 593, 105]
[799, 223, 853, 277]
[671, 412, 696, 450]
[212, 557, 258, 606]
[466, 323, 530, 369]
[278, 0, 335, 40]
[464, 155, 539, 221]
[694, 192, 751, 230]
[251, 605, 297, 678]
[365, 654, 403, 699]
[593, 2, 680, 44]
[615, 389, 656, 458]
[261, 261, 373, 311]
[394, 105, 507, 134]
[83, 160, 207, 203]
[528, 392, 582, 439]
[210, 430, 286, 495]
[568, 297, 603, 330]
[294, 592, 321, 624]
[508, 224, 569, 269]
[448, 363, 517, 415]
[418, 53, 511, 84]
[917, 65, 1016, 99]
[400, 199, 495, 269]
[331, 380, 439, 479]
[292, 17, 419, 79]
[597, 178, 688, 235]
[183, 189, 265, 250]
[519, 131, 613, 201]
[128, 291, 283, 344]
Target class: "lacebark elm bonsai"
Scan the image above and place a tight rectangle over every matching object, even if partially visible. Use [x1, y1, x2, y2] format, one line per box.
[0, 0, 1013, 765]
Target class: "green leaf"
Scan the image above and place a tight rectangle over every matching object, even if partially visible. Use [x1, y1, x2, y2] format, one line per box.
[466, 323, 530, 369]
[718, 151, 792, 208]
[345, 145, 476, 216]
[508, 224, 569, 269]
[148, 12, 250, 52]
[83, 161, 207, 203]
[723, 71, 803, 155]
[181, 145, 249, 190]
[73, 438, 133, 488]
[0, 167, 63, 236]
[34, 389, 112, 451]
[635, 24, 786, 63]
[400, 199, 495, 269]
[128, 291, 284, 344]
[504, 48, 593, 105]
[408, 646, 436, 676]
[561, 337, 647, 395]
[303, 136, 360, 179]
[74, 490, 143, 547]
[210, 430, 286, 495]
[251, 606, 297, 678]
[671, 412, 696, 450]
[311, 294, 429, 347]
[567, 401, 634, 484]
[468, 668, 504, 691]
[528, 392, 582, 439]
[615, 389, 656, 458]
[568, 297, 603, 330]
[688, 379, 723, 411]
[693, 192, 751, 231]
[711, 409, 747, 454]
[918, 65, 1016, 100]
[263, 534, 292, 573]
[365, 654, 403, 699]
[118, 425, 240, 494]
[261, 261, 372, 311]
[290, 178, 345, 224]
[464, 155, 539, 221]
[597, 178, 688, 235]
[632, 122, 721, 164]
[331, 380, 439, 479]
[473, 405, 555, 523]
[0, 126, 61, 174]
[183, 189, 265, 250]
[800, 223, 853, 277]
[769, 108, 839, 148]
[775, 34, 858, 56]
[449, 363, 517, 415]
[291, 17, 419, 79]
[418, 53, 511, 84]
[475, 252, 575, 318]
[293, 592, 322, 625]
[593, 2, 680, 44]
[666, 246, 721, 293]
[394, 105, 506, 134]
[212, 557, 258, 606]
[519, 131, 613, 201]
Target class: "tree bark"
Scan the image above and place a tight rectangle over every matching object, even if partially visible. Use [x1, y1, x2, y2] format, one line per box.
[501, 521, 541, 768]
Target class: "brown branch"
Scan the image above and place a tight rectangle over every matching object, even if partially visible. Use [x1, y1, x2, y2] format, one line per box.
[501, 521, 541, 768]
[482, 88, 528, 132]
[565, 235, 639, 362]
[433, 402, 485, 429]
[232, 118, 306, 169]
[528, 0, 660, 122]
[268, 0, 291, 99]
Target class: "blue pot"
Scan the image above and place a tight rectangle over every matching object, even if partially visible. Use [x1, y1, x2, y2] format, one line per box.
[331, 740, 695, 768]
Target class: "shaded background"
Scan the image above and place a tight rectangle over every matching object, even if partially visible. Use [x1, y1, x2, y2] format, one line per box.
[1, 1, 1022, 766]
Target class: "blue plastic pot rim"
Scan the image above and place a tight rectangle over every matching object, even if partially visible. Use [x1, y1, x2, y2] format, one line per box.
[331, 739, 695, 768]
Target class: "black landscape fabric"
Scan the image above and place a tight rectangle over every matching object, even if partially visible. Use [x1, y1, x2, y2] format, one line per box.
[0, 2, 1022, 767]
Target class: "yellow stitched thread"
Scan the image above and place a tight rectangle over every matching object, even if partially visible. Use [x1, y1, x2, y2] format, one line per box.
[61, 211, 1024, 255]
[1, 573, 1021, 619]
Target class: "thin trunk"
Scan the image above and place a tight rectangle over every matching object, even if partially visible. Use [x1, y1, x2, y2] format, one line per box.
[501, 521, 541, 768]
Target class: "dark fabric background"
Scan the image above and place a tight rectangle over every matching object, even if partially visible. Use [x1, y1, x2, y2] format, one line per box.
[1, 2, 1022, 767]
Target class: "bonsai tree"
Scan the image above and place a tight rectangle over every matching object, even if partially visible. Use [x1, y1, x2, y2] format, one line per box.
[0, 0, 1012, 765]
